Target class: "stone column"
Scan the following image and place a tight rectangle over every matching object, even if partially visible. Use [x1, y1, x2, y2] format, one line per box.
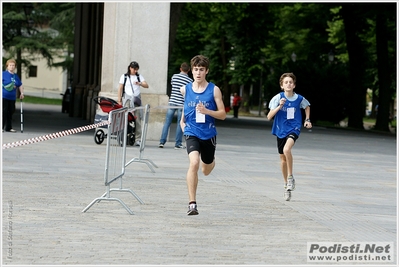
[72, 3, 104, 120]
[100, 2, 170, 141]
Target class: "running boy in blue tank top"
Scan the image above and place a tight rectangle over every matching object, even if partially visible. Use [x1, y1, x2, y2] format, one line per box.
[267, 73, 312, 201]
[180, 55, 226, 215]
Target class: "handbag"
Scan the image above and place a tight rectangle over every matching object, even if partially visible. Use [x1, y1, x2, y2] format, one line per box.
[3, 81, 15, 91]
[134, 96, 142, 107]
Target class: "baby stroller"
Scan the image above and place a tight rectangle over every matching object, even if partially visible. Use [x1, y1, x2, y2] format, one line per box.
[93, 96, 136, 146]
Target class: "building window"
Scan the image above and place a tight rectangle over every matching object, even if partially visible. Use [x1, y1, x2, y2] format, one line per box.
[29, 66, 37, 77]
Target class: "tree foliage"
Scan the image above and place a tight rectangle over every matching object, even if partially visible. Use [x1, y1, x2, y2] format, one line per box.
[2, 3, 75, 79]
[169, 2, 396, 131]
[3, 3, 396, 131]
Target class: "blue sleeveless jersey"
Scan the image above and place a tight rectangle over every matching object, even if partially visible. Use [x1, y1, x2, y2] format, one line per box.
[183, 82, 217, 140]
[271, 92, 304, 138]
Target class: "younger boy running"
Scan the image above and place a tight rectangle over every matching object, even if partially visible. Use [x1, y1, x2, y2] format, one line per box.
[180, 55, 226, 215]
[267, 72, 312, 201]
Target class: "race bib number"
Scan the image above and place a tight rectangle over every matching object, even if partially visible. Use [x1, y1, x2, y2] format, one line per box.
[196, 110, 205, 123]
[287, 107, 295, 119]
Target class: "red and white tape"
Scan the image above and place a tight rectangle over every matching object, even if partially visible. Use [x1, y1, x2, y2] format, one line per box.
[3, 104, 178, 150]
[2, 121, 110, 150]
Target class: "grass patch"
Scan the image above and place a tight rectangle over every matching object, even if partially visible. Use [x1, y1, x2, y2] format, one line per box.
[22, 95, 62, 105]
[363, 117, 376, 123]
[390, 119, 396, 128]
[314, 117, 378, 128]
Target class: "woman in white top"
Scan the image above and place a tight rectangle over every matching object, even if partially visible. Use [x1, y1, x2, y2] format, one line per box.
[117, 61, 149, 146]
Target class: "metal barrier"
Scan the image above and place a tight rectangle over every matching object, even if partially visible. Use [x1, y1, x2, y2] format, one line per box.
[82, 107, 144, 215]
[125, 104, 158, 172]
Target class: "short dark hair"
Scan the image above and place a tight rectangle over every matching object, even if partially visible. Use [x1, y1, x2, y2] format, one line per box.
[190, 55, 210, 70]
[180, 62, 190, 72]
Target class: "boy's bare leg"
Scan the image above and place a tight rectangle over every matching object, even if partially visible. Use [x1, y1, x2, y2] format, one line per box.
[280, 154, 288, 183]
[283, 138, 295, 177]
[187, 151, 200, 202]
[202, 159, 215, 176]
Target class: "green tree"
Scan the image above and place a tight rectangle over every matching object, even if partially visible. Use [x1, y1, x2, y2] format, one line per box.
[171, 2, 397, 127]
[2, 3, 75, 82]
[170, 2, 248, 104]
[263, 3, 350, 123]
[337, 3, 395, 131]
[372, 3, 396, 131]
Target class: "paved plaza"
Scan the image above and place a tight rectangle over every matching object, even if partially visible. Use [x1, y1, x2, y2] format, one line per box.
[2, 103, 397, 266]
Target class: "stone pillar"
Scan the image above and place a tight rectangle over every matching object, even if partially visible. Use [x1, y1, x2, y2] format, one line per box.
[100, 2, 170, 141]
[73, 85, 84, 118]
[71, 3, 104, 120]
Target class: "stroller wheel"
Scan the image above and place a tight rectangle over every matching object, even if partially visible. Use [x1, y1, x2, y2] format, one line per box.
[94, 129, 105, 144]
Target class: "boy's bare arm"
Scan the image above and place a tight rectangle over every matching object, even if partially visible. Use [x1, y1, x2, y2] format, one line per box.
[304, 105, 310, 120]
[267, 98, 286, 120]
[304, 106, 312, 128]
[197, 86, 226, 120]
[180, 85, 186, 131]
[211, 86, 227, 120]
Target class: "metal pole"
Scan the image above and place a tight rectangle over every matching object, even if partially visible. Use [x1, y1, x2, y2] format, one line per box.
[20, 99, 23, 133]
[258, 69, 263, 116]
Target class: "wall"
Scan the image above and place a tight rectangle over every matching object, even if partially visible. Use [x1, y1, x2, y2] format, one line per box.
[19, 52, 67, 99]
[100, 2, 170, 141]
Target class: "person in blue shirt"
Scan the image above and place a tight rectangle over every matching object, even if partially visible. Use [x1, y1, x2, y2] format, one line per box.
[267, 72, 312, 201]
[2, 59, 25, 132]
[159, 62, 193, 149]
[180, 55, 226, 215]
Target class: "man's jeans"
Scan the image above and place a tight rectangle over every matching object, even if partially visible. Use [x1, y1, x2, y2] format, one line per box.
[159, 104, 183, 146]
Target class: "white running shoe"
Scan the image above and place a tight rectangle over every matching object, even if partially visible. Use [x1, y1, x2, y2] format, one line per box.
[284, 183, 291, 201]
[284, 190, 291, 201]
[286, 175, 295, 191]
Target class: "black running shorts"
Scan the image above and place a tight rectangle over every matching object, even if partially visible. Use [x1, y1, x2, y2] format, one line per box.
[185, 135, 216, 164]
[276, 133, 298, 154]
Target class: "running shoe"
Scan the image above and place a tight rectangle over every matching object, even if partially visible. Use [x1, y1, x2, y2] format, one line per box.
[187, 204, 199, 215]
[175, 144, 186, 149]
[286, 175, 295, 191]
[284, 190, 291, 201]
[159, 143, 164, 148]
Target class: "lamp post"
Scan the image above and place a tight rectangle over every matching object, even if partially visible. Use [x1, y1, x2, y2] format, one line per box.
[258, 58, 265, 116]
[328, 50, 335, 63]
[291, 52, 297, 62]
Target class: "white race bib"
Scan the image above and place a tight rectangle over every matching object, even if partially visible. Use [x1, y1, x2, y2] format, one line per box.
[196, 110, 205, 123]
[287, 107, 295, 119]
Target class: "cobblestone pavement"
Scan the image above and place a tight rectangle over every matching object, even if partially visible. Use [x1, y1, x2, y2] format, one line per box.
[2, 103, 397, 266]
